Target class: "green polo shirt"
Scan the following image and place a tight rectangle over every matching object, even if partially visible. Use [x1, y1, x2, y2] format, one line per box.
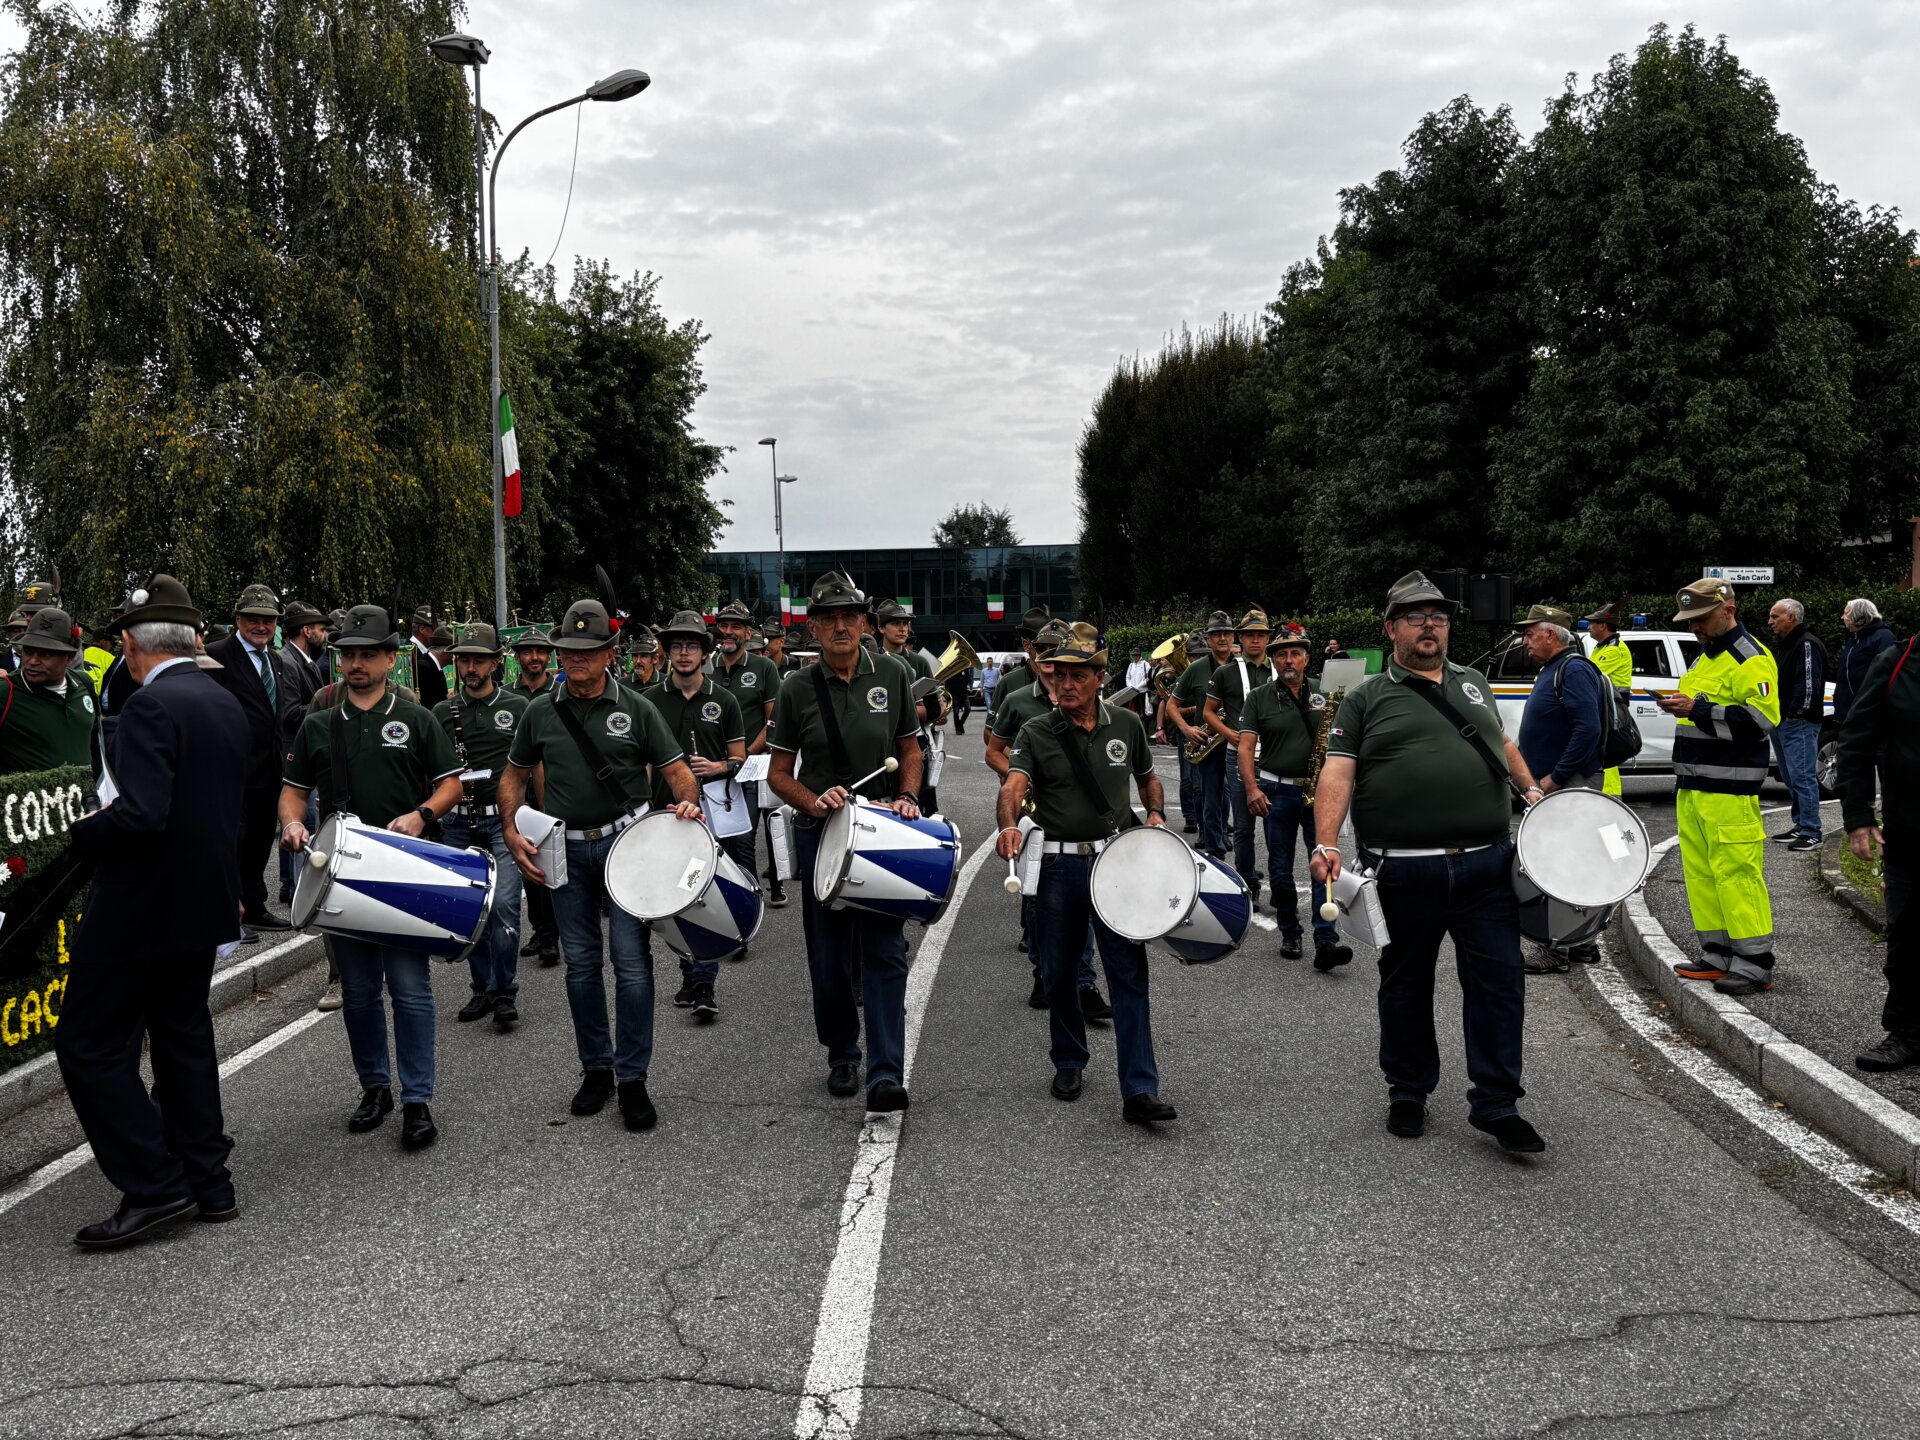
[1325, 660, 1510, 850]
[432, 686, 529, 808]
[1170, 655, 1218, 723]
[768, 650, 917, 795]
[989, 659, 1032, 729]
[0, 669, 98, 776]
[1008, 702, 1153, 843]
[641, 678, 744, 808]
[989, 676, 1053, 742]
[711, 652, 781, 748]
[1238, 679, 1325, 779]
[508, 677, 684, 827]
[286, 686, 460, 825]
[1206, 655, 1273, 731]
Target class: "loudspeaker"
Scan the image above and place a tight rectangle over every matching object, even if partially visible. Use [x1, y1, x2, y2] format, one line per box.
[1428, 569, 1468, 607]
[1468, 573, 1512, 626]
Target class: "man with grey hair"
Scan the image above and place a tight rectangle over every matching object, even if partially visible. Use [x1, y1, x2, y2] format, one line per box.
[1766, 597, 1827, 850]
[1836, 597, 1896, 725]
[57, 576, 251, 1249]
[1514, 604, 1609, 971]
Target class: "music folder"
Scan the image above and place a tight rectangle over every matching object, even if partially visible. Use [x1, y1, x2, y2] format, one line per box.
[513, 806, 568, 889]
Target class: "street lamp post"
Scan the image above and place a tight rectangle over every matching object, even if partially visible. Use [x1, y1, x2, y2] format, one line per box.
[429, 36, 650, 630]
[758, 437, 798, 621]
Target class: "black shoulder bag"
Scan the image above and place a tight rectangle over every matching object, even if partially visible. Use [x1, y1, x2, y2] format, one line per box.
[810, 665, 857, 787]
[1049, 707, 1128, 837]
[1407, 679, 1526, 800]
[552, 686, 641, 814]
[328, 700, 356, 819]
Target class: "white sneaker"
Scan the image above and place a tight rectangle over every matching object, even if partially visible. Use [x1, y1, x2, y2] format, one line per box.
[315, 981, 344, 1012]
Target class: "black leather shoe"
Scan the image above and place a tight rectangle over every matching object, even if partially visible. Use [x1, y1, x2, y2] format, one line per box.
[1050, 1068, 1083, 1102]
[401, 1102, 438, 1150]
[866, 1080, 910, 1113]
[1386, 1099, 1426, 1137]
[238, 925, 261, 945]
[1313, 941, 1354, 972]
[1279, 933, 1303, 960]
[1017, 935, 1029, 953]
[1246, 877, 1262, 907]
[692, 983, 718, 1020]
[538, 947, 561, 968]
[1122, 1093, 1177, 1125]
[768, 881, 789, 908]
[1028, 975, 1048, 1009]
[1080, 985, 1113, 1022]
[457, 992, 495, 1022]
[1857, 1033, 1920, 1072]
[521, 935, 545, 957]
[827, 1062, 860, 1097]
[1182, 821, 1198, 834]
[673, 979, 698, 1008]
[348, 1086, 393, 1133]
[1470, 1112, 1546, 1153]
[571, 1069, 616, 1116]
[74, 1196, 199, 1250]
[619, 1079, 658, 1131]
[1713, 974, 1773, 996]
[244, 908, 293, 930]
[196, 1198, 240, 1224]
[492, 995, 519, 1029]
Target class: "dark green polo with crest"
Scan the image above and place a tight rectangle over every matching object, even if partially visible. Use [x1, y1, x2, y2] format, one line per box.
[1007, 701, 1153, 843]
[286, 686, 459, 825]
[640, 677, 745, 809]
[767, 650, 916, 795]
[507, 678, 684, 827]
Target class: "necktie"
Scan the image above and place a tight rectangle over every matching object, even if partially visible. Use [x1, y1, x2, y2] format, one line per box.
[256, 647, 277, 706]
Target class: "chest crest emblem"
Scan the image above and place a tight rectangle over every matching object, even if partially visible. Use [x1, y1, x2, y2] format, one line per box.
[380, 721, 410, 746]
[606, 711, 633, 737]
[866, 686, 889, 712]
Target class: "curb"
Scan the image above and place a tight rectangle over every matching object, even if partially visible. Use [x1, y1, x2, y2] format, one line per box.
[1615, 890, 1920, 1186]
[1816, 833, 1888, 933]
[0, 931, 324, 1127]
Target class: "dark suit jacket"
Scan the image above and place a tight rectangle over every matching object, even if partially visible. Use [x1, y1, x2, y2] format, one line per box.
[205, 633, 283, 790]
[275, 642, 327, 761]
[70, 661, 250, 961]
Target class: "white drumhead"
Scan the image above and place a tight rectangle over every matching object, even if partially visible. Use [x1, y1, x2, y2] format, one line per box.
[1515, 788, 1652, 908]
[813, 802, 858, 901]
[290, 811, 349, 928]
[605, 813, 717, 921]
[1091, 827, 1200, 942]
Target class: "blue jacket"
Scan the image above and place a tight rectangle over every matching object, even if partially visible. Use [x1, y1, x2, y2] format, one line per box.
[1518, 647, 1606, 786]
[1770, 624, 1828, 723]
[1835, 619, 1896, 724]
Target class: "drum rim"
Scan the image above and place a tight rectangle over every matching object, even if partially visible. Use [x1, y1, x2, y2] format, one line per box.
[1515, 788, 1653, 908]
[813, 801, 861, 905]
[290, 810, 351, 929]
[605, 810, 720, 922]
[1090, 826, 1202, 942]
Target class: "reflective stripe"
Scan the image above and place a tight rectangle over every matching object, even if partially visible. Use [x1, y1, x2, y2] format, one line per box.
[1673, 761, 1769, 783]
[1696, 928, 1776, 957]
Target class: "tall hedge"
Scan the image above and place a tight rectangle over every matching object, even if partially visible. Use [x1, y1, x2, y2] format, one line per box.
[0, 766, 91, 1072]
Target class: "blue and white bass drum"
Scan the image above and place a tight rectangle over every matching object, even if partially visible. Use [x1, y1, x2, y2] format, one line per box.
[604, 812, 765, 962]
[815, 801, 962, 925]
[1090, 825, 1250, 965]
[291, 812, 496, 961]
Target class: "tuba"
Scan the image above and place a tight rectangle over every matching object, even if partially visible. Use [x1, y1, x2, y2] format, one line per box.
[925, 631, 982, 722]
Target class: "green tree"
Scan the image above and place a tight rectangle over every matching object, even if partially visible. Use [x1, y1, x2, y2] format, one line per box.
[931, 502, 1020, 549]
[1491, 26, 1856, 592]
[0, 0, 491, 620]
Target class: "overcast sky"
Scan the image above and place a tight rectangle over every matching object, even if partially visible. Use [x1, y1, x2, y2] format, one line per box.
[16, 4, 1920, 554]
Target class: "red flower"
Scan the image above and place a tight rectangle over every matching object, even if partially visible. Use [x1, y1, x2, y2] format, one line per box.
[3, 857, 24, 878]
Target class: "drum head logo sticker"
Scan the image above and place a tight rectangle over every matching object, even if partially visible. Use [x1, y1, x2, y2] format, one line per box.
[1104, 738, 1129, 764]
[866, 686, 889, 712]
[1309, 693, 1327, 710]
[493, 709, 514, 730]
[701, 700, 722, 723]
[381, 721, 410, 746]
[606, 712, 633, 737]
[1462, 683, 1486, 707]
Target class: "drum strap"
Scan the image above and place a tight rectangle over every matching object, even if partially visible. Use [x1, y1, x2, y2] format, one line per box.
[329, 700, 355, 818]
[554, 685, 640, 813]
[810, 665, 856, 785]
[1407, 680, 1525, 801]
[1050, 707, 1122, 837]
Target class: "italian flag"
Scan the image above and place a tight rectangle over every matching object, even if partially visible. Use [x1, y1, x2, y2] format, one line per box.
[792, 595, 808, 620]
[499, 391, 522, 517]
[780, 583, 792, 623]
[987, 594, 1004, 621]
[896, 595, 913, 616]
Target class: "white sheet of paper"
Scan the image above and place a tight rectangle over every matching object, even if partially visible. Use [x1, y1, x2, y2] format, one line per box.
[736, 754, 771, 783]
[459, 768, 492, 783]
[703, 779, 752, 838]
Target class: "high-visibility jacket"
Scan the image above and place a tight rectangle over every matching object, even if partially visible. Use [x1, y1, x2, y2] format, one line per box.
[1673, 625, 1779, 796]
[1591, 634, 1634, 796]
[81, 644, 115, 694]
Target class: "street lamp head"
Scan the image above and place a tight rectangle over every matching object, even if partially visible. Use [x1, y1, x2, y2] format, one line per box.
[757, 437, 777, 447]
[777, 474, 798, 484]
[587, 69, 651, 102]
[427, 32, 490, 66]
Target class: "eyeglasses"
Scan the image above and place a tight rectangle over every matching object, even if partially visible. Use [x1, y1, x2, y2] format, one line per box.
[668, 641, 704, 653]
[1395, 612, 1452, 628]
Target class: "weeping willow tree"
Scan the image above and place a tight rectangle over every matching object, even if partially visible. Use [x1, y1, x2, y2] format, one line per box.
[0, 0, 491, 618]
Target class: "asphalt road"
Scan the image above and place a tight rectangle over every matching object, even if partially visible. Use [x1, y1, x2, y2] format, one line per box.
[3, 733, 1918, 1439]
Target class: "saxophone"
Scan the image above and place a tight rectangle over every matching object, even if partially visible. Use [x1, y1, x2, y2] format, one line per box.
[1303, 688, 1344, 806]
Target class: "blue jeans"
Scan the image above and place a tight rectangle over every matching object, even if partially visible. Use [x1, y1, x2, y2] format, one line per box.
[330, 936, 435, 1104]
[550, 833, 656, 1082]
[1195, 747, 1228, 857]
[1019, 893, 1097, 986]
[278, 789, 318, 903]
[1772, 718, 1822, 840]
[1035, 854, 1159, 1098]
[442, 811, 522, 997]
[795, 816, 910, 1086]
[1225, 762, 1258, 886]
[1364, 841, 1524, 1121]
[1259, 779, 1336, 946]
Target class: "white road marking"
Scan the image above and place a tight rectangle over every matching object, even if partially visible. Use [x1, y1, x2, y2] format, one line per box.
[794, 841, 994, 1440]
[0, 1006, 335, 1221]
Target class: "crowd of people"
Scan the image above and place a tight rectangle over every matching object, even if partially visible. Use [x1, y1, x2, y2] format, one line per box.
[0, 567, 1910, 1251]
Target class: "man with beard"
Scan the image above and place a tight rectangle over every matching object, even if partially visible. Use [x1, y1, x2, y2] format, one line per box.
[509, 627, 562, 966]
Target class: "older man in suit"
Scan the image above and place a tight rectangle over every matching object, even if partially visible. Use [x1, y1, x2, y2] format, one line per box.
[205, 584, 293, 935]
[56, 576, 251, 1249]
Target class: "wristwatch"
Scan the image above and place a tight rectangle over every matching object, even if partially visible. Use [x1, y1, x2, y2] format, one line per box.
[415, 805, 435, 827]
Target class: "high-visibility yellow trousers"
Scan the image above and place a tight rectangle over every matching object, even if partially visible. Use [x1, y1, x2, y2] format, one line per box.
[1675, 788, 1775, 982]
[1602, 768, 1622, 796]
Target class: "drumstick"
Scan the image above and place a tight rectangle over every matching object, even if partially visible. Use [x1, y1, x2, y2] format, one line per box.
[848, 756, 900, 795]
[1003, 855, 1023, 895]
[300, 841, 329, 869]
[1319, 901, 1339, 921]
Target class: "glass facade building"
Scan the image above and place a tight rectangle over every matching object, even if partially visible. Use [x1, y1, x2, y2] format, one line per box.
[701, 545, 1078, 644]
